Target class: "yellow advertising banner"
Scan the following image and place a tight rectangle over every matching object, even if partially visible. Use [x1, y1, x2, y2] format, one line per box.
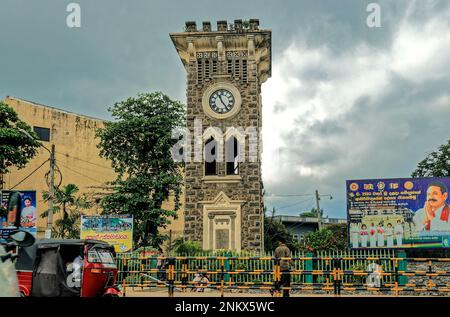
[80, 215, 133, 252]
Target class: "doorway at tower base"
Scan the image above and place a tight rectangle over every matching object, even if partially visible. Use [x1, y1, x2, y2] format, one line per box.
[200, 192, 242, 252]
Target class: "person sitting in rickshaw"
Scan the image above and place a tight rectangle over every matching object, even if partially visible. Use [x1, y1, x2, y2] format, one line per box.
[66, 249, 84, 288]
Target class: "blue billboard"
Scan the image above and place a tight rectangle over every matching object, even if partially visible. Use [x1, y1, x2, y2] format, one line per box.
[347, 177, 450, 249]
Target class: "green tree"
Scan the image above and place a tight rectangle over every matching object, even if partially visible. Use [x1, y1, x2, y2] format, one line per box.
[412, 139, 450, 177]
[299, 207, 321, 218]
[96, 92, 185, 248]
[300, 224, 347, 253]
[41, 184, 90, 238]
[264, 216, 295, 252]
[172, 237, 203, 255]
[326, 223, 347, 250]
[0, 101, 40, 177]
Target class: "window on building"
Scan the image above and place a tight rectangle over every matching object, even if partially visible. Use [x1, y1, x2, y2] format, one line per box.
[226, 136, 239, 175]
[204, 137, 217, 176]
[33, 126, 50, 142]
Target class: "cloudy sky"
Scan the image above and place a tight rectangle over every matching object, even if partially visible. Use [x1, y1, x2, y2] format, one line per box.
[1, 0, 450, 219]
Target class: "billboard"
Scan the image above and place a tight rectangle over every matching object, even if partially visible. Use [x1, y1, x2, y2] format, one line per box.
[80, 215, 133, 252]
[347, 177, 450, 249]
[0, 190, 38, 242]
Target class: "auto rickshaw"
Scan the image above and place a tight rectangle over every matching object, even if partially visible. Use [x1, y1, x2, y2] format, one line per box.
[15, 239, 121, 297]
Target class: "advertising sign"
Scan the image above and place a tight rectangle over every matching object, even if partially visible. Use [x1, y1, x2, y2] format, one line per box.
[0, 190, 38, 242]
[80, 215, 133, 252]
[347, 177, 450, 249]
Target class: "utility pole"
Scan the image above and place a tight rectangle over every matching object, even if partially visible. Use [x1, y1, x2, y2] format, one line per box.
[315, 189, 322, 231]
[168, 229, 172, 254]
[0, 158, 4, 190]
[45, 144, 55, 239]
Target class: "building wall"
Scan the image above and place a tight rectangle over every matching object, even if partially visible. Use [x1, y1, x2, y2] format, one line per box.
[2, 96, 184, 239]
[284, 223, 318, 240]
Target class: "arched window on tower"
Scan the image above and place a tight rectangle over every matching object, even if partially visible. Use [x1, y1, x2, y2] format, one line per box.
[226, 136, 239, 175]
[204, 136, 217, 175]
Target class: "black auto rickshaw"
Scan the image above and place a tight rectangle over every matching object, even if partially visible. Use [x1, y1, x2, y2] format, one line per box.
[16, 239, 121, 297]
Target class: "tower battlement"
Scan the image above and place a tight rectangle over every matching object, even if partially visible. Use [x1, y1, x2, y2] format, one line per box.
[184, 19, 260, 33]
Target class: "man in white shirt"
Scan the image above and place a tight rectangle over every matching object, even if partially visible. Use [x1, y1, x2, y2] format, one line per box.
[67, 252, 84, 288]
[413, 182, 450, 234]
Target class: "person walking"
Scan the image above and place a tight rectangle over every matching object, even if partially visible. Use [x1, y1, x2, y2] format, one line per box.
[274, 237, 291, 297]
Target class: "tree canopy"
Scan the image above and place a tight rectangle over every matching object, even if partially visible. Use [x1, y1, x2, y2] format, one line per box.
[96, 92, 185, 248]
[264, 215, 296, 252]
[0, 101, 41, 175]
[299, 207, 321, 218]
[412, 139, 450, 177]
[300, 224, 347, 253]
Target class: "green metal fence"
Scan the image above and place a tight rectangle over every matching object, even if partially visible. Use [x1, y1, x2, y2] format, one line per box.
[115, 248, 397, 288]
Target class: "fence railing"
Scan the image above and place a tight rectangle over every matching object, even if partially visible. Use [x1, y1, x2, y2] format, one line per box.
[114, 249, 450, 296]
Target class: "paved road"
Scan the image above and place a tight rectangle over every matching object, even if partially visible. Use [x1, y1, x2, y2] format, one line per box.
[123, 287, 423, 297]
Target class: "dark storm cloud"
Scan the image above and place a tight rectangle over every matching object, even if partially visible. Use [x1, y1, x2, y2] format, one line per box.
[0, 0, 407, 119]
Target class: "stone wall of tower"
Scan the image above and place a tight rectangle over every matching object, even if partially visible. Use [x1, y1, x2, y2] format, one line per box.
[184, 79, 263, 252]
[171, 19, 271, 253]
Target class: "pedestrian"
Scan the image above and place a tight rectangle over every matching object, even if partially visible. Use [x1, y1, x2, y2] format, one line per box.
[192, 266, 209, 292]
[156, 248, 166, 283]
[273, 237, 291, 297]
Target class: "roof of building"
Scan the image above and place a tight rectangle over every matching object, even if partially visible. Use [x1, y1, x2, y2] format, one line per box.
[272, 215, 347, 224]
[5, 96, 109, 122]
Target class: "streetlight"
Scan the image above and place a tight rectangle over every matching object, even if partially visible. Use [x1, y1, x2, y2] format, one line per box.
[315, 190, 333, 230]
[18, 128, 55, 239]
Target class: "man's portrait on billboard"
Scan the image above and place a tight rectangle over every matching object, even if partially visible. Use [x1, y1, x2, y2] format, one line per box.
[413, 181, 450, 234]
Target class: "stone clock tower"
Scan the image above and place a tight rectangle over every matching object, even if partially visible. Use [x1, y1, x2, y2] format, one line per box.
[170, 19, 271, 253]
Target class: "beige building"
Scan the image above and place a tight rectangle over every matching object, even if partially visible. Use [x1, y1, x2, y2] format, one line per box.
[2, 96, 184, 240]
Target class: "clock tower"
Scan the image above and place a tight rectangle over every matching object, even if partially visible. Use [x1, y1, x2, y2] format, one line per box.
[170, 19, 271, 252]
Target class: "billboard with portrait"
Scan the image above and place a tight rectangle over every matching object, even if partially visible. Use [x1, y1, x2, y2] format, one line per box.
[80, 215, 133, 252]
[347, 177, 450, 249]
[0, 190, 38, 242]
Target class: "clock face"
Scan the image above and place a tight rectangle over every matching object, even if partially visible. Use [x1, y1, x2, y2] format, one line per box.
[209, 89, 235, 114]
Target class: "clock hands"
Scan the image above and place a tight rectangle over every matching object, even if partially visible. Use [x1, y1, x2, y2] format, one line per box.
[210, 90, 234, 113]
[215, 96, 225, 109]
[218, 94, 227, 108]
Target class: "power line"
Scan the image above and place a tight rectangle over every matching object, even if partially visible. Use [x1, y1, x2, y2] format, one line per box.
[57, 162, 104, 184]
[9, 160, 49, 190]
[266, 193, 314, 198]
[55, 151, 113, 170]
[274, 197, 314, 211]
